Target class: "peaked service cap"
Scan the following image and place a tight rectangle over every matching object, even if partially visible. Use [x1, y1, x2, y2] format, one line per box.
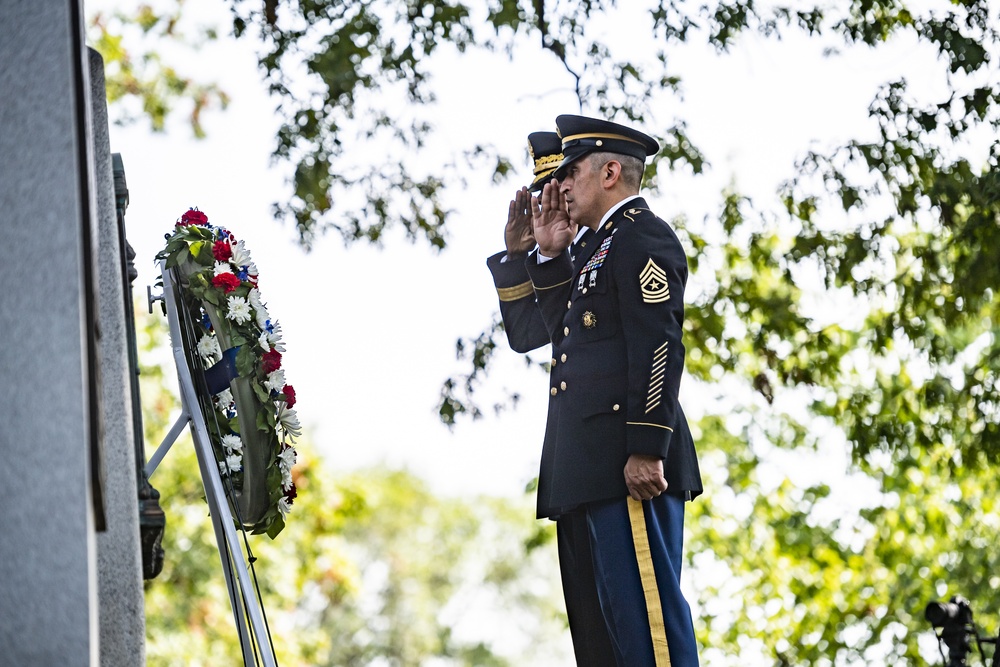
[554, 114, 659, 179]
[527, 131, 564, 192]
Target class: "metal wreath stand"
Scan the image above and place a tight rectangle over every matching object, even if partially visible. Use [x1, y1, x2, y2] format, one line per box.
[146, 260, 278, 667]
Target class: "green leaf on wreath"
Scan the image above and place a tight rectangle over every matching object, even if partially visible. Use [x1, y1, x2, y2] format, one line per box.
[256, 408, 269, 432]
[252, 381, 271, 404]
[167, 245, 189, 269]
[189, 241, 214, 266]
[202, 289, 220, 306]
[236, 346, 256, 377]
[228, 415, 240, 434]
[265, 515, 285, 539]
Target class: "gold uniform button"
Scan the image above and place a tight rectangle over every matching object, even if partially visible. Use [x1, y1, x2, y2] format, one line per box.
[567, 300, 573, 309]
[550, 387, 558, 396]
[564, 326, 570, 336]
[613, 404, 620, 411]
[582, 288, 588, 294]
[560, 381, 567, 391]
[561, 354, 567, 363]
[551, 358, 557, 366]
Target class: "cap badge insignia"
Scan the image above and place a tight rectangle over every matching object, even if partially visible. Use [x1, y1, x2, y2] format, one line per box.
[582, 311, 597, 329]
[640, 258, 670, 303]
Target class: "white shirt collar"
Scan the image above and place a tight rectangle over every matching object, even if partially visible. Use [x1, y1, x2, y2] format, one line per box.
[596, 194, 642, 230]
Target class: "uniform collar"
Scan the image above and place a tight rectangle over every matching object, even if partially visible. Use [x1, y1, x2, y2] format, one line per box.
[595, 194, 642, 231]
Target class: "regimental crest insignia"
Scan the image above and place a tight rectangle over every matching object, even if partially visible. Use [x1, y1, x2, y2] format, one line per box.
[582, 311, 597, 329]
[640, 258, 670, 303]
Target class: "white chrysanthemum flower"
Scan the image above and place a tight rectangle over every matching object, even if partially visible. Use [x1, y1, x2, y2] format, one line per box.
[278, 446, 297, 471]
[278, 407, 302, 442]
[265, 321, 286, 353]
[197, 334, 222, 360]
[248, 287, 265, 312]
[277, 496, 292, 518]
[231, 240, 252, 266]
[281, 466, 293, 491]
[226, 296, 252, 324]
[258, 329, 271, 352]
[218, 460, 229, 476]
[264, 369, 286, 394]
[215, 388, 234, 407]
[255, 306, 271, 331]
[214, 261, 233, 277]
[221, 434, 243, 453]
[226, 453, 242, 473]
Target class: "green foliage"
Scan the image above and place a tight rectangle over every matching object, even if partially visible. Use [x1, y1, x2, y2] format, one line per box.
[88, 1, 229, 137]
[687, 416, 1000, 666]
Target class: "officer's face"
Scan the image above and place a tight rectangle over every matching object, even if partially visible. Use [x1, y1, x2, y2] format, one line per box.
[559, 156, 603, 230]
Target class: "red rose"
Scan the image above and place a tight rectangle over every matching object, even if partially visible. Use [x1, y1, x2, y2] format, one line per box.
[212, 273, 242, 294]
[212, 240, 232, 262]
[262, 349, 282, 374]
[179, 208, 208, 226]
[282, 384, 296, 408]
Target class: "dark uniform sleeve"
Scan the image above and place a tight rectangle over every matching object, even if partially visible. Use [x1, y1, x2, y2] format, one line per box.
[522, 249, 576, 346]
[486, 250, 551, 353]
[614, 213, 688, 460]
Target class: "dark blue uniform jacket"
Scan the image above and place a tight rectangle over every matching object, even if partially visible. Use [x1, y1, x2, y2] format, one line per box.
[525, 198, 703, 519]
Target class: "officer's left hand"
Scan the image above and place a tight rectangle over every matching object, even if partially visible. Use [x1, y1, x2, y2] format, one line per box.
[624, 454, 668, 501]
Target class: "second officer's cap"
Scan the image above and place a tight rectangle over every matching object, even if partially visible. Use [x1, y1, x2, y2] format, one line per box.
[554, 114, 659, 179]
[527, 131, 563, 192]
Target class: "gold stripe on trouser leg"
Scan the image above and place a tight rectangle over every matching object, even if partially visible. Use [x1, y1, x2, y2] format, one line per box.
[627, 497, 671, 666]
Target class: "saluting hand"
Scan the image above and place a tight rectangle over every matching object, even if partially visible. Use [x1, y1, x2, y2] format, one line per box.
[504, 186, 535, 258]
[624, 454, 668, 501]
[531, 180, 576, 258]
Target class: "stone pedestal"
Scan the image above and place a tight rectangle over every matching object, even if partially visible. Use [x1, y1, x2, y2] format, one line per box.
[0, 3, 146, 665]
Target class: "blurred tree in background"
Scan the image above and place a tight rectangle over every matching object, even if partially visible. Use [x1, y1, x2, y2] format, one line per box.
[136, 311, 571, 666]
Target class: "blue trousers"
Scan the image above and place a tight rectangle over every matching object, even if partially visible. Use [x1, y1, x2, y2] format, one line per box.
[559, 494, 699, 666]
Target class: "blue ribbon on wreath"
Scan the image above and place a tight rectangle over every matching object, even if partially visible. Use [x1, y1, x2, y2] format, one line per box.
[204, 346, 241, 394]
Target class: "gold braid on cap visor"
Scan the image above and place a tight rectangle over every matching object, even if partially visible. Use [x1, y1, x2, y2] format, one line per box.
[533, 153, 563, 175]
[561, 132, 646, 147]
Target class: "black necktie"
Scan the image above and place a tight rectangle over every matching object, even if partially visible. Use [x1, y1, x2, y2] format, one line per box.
[571, 228, 594, 263]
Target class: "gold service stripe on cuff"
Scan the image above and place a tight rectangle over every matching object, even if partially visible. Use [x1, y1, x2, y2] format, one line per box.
[627, 497, 672, 667]
[497, 281, 534, 302]
[626, 422, 674, 432]
[533, 277, 573, 291]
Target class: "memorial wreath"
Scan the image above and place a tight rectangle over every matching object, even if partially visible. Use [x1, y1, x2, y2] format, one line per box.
[157, 208, 300, 538]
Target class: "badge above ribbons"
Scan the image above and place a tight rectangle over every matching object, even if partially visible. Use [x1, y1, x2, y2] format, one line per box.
[640, 258, 670, 303]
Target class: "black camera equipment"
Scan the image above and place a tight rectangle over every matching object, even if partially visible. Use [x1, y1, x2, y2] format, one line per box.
[926, 596, 997, 667]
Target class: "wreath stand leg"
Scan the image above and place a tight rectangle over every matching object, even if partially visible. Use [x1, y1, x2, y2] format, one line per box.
[150, 263, 278, 667]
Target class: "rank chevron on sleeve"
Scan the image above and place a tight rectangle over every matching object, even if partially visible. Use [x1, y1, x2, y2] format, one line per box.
[639, 258, 670, 303]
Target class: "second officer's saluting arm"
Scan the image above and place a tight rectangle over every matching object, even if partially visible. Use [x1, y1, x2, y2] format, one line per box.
[487, 187, 551, 352]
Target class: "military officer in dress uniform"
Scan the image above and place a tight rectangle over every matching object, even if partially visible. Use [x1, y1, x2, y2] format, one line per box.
[486, 131, 616, 666]
[527, 114, 703, 666]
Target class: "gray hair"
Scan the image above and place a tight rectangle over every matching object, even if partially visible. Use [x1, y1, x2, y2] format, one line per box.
[588, 151, 644, 191]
